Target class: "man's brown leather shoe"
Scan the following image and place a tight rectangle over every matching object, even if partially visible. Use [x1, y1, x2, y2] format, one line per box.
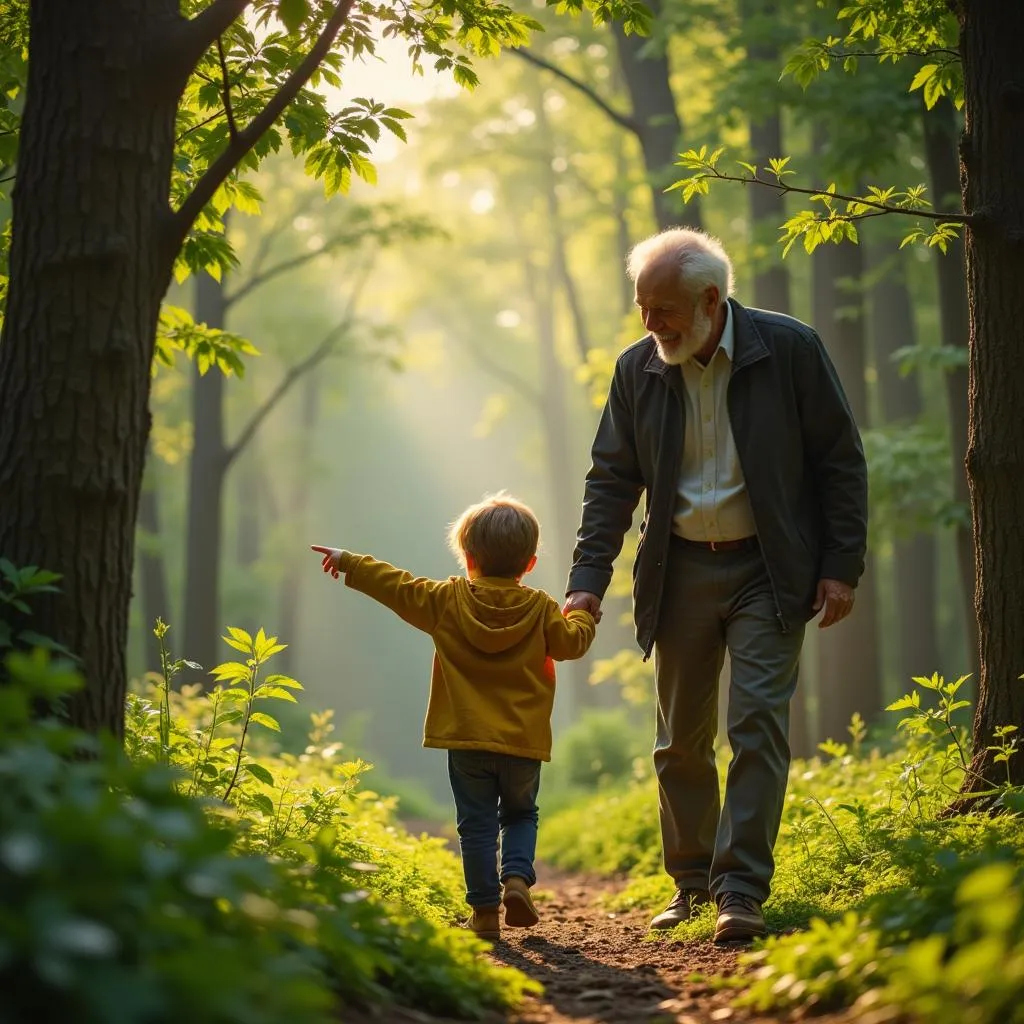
[714, 891, 767, 943]
[464, 905, 500, 940]
[502, 876, 540, 928]
[649, 888, 712, 930]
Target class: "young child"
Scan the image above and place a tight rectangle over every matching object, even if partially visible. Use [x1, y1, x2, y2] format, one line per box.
[311, 493, 596, 941]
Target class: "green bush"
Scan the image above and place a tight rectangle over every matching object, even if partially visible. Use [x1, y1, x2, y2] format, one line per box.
[540, 671, 1024, 1019]
[0, 617, 537, 1024]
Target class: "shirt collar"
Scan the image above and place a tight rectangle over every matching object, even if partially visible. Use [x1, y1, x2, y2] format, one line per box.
[718, 300, 735, 362]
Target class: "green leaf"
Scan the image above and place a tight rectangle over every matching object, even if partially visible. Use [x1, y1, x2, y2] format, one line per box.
[249, 711, 281, 733]
[278, 0, 309, 34]
[265, 674, 304, 690]
[245, 763, 276, 786]
[259, 686, 298, 703]
[251, 792, 276, 816]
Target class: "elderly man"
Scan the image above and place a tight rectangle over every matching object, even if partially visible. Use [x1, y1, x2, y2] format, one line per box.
[564, 228, 867, 943]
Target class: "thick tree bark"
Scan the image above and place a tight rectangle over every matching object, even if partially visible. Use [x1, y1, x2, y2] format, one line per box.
[612, 0, 700, 231]
[956, 2, 1024, 795]
[0, 1, 182, 735]
[182, 271, 229, 677]
[868, 234, 940, 687]
[138, 456, 173, 673]
[812, 235, 884, 741]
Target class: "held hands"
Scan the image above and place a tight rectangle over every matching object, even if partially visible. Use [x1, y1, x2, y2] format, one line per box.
[563, 590, 603, 624]
[311, 545, 344, 580]
[813, 577, 855, 628]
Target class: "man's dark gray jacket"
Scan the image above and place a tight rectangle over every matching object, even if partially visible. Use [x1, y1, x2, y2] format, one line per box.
[566, 298, 868, 657]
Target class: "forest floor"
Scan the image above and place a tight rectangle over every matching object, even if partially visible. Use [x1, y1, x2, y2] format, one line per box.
[347, 845, 862, 1024]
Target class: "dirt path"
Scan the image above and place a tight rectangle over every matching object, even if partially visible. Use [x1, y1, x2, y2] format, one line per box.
[349, 859, 858, 1024]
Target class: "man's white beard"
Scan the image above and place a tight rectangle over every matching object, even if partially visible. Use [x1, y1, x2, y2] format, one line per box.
[654, 305, 714, 365]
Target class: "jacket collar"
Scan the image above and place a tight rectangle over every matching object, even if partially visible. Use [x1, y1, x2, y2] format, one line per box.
[642, 297, 770, 376]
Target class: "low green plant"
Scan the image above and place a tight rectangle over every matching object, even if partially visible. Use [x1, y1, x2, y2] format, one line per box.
[0, 603, 536, 1023]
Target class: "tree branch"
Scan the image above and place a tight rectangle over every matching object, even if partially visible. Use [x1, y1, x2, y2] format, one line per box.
[511, 48, 639, 136]
[452, 332, 540, 406]
[172, 0, 354, 246]
[827, 46, 960, 61]
[692, 170, 973, 224]
[224, 261, 372, 468]
[173, 0, 253, 80]
[217, 36, 239, 142]
[226, 233, 359, 308]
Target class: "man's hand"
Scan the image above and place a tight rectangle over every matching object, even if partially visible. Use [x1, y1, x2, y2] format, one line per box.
[311, 545, 344, 580]
[813, 578, 855, 628]
[563, 591, 603, 623]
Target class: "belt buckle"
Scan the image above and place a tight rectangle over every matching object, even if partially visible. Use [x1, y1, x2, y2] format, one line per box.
[709, 540, 720, 552]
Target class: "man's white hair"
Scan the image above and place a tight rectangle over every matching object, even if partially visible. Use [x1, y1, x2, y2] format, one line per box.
[626, 228, 734, 303]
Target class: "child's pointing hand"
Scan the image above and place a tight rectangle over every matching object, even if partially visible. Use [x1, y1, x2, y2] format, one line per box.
[311, 545, 344, 579]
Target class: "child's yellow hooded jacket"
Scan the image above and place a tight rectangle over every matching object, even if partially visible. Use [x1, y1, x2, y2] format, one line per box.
[336, 552, 596, 761]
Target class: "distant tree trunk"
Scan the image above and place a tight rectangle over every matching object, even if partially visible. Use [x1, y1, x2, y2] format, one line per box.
[276, 375, 318, 674]
[0, 1, 181, 735]
[183, 271, 228, 676]
[138, 454, 172, 673]
[612, 0, 700, 231]
[613, 140, 634, 317]
[740, 5, 813, 754]
[812, 231, 883, 741]
[921, 98, 978, 678]
[236, 456, 262, 570]
[868, 233, 940, 687]
[956, 3, 1024, 795]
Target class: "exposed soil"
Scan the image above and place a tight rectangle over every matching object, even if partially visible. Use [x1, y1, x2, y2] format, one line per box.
[346, 856, 860, 1024]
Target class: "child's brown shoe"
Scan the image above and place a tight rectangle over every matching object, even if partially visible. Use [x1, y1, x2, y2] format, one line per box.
[464, 905, 500, 940]
[502, 876, 540, 928]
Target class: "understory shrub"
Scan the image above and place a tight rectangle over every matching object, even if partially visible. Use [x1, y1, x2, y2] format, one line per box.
[0, 612, 537, 1024]
[540, 671, 1024, 1020]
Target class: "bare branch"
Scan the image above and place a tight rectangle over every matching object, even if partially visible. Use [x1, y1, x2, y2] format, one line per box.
[176, 109, 225, 145]
[226, 234, 359, 307]
[224, 260, 372, 467]
[171, 0, 355, 246]
[0, 172, 14, 186]
[217, 36, 239, 143]
[176, 0, 253, 79]
[693, 169, 973, 224]
[511, 48, 639, 136]
[826, 46, 960, 61]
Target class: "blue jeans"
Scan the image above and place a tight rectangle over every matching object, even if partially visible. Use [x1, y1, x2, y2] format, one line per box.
[447, 750, 541, 908]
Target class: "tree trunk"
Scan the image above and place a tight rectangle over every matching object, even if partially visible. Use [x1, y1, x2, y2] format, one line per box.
[868, 233, 940, 687]
[921, 98, 979, 679]
[812, 233, 884, 741]
[276, 375, 318, 674]
[0, 1, 181, 735]
[138, 455, 173, 673]
[612, 0, 700, 231]
[182, 271, 229, 677]
[956, 2, 1024, 794]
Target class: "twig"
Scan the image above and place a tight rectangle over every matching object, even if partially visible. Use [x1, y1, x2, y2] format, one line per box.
[217, 36, 239, 142]
[176, 109, 226, 144]
[171, 0, 355, 246]
[176, 0, 253, 79]
[823, 46, 960, 61]
[511, 47, 638, 136]
[690, 168, 972, 224]
[223, 261, 373, 468]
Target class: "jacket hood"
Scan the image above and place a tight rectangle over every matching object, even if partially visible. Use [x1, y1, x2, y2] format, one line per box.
[449, 576, 549, 654]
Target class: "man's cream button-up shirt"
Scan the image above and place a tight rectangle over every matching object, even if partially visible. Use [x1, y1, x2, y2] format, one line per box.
[672, 301, 758, 542]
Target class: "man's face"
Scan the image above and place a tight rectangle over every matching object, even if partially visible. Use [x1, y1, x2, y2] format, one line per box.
[634, 258, 716, 365]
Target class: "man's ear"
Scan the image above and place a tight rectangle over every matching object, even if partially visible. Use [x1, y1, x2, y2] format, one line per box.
[702, 285, 721, 318]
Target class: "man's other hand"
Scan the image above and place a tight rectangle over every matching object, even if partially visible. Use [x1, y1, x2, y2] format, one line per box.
[813, 578, 855, 628]
[563, 591, 603, 623]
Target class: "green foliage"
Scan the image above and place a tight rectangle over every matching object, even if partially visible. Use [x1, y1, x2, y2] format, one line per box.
[782, 0, 961, 108]
[670, 147, 962, 255]
[154, 305, 260, 378]
[0, 598, 536, 1022]
[862, 423, 965, 538]
[541, 676, 1024, 1017]
[0, 560, 71, 663]
[542, 709, 650, 812]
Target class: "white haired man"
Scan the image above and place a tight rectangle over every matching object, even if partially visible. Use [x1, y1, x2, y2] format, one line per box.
[564, 228, 867, 942]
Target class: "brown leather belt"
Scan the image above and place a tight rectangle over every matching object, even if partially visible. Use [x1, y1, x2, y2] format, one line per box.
[672, 534, 758, 553]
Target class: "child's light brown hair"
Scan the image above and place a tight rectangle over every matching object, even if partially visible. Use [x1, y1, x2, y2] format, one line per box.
[448, 493, 540, 578]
